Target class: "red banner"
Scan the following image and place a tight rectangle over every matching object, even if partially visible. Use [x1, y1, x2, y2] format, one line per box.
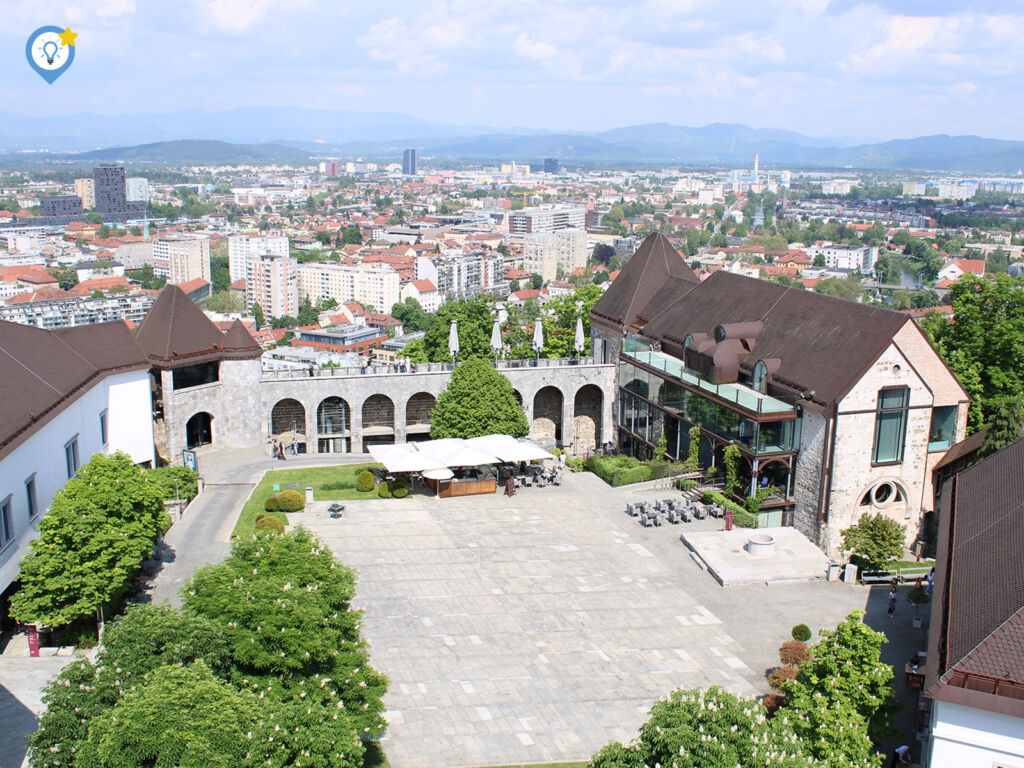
[27, 625, 39, 657]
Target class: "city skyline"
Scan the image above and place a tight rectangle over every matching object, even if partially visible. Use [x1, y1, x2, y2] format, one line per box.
[3, 0, 1024, 142]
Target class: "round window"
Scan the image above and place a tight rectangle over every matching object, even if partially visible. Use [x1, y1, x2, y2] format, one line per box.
[892, 364, 902, 375]
[873, 482, 895, 505]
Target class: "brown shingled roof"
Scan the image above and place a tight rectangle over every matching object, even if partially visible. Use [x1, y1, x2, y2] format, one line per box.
[0, 320, 148, 459]
[134, 285, 227, 368]
[220, 319, 263, 357]
[590, 233, 698, 330]
[926, 437, 1024, 717]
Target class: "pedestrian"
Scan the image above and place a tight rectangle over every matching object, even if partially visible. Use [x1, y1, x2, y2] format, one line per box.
[559, 451, 567, 470]
[925, 567, 934, 596]
[889, 744, 912, 766]
[887, 585, 898, 618]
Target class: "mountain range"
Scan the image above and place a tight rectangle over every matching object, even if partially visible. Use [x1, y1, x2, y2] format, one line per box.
[1, 109, 1023, 173]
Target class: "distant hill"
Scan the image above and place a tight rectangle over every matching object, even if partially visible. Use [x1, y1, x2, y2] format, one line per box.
[71, 140, 313, 165]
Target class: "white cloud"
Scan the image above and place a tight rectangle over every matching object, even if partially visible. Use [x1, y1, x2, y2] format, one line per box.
[515, 33, 557, 60]
[96, 0, 136, 17]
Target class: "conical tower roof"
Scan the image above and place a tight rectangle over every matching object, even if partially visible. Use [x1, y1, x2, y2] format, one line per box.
[134, 284, 226, 367]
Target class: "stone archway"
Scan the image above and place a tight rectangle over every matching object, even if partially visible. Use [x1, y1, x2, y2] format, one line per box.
[573, 384, 603, 455]
[533, 386, 563, 445]
[185, 411, 213, 449]
[406, 392, 436, 441]
[271, 398, 307, 454]
[316, 396, 351, 453]
[362, 394, 395, 447]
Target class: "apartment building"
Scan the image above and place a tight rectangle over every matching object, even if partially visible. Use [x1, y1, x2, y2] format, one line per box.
[508, 206, 586, 235]
[126, 177, 150, 203]
[299, 262, 400, 312]
[0, 292, 155, 329]
[806, 243, 879, 273]
[522, 228, 587, 281]
[228, 233, 290, 283]
[417, 249, 507, 300]
[152, 236, 211, 285]
[246, 252, 299, 319]
[74, 178, 95, 209]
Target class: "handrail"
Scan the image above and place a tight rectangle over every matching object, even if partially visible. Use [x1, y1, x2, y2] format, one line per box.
[260, 357, 609, 380]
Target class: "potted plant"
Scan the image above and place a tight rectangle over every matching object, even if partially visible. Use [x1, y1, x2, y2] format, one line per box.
[907, 585, 930, 628]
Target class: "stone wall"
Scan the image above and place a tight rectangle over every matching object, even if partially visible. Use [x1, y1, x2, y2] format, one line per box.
[792, 408, 827, 546]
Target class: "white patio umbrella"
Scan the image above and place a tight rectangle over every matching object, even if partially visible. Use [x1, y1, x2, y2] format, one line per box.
[531, 319, 544, 359]
[496, 441, 555, 463]
[448, 320, 459, 362]
[385, 452, 447, 474]
[490, 319, 502, 361]
[422, 467, 455, 498]
[465, 434, 518, 454]
[574, 315, 585, 356]
[367, 443, 416, 465]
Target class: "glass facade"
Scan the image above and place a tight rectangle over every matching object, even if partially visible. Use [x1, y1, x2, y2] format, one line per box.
[872, 388, 909, 464]
[928, 405, 957, 451]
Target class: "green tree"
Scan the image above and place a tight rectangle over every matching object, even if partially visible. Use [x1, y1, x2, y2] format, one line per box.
[979, 396, 1024, 458]
[421, 296, 494, 362]
[206, 290, 244, 313]
[813, 254, 825, 267]
[538, 284, 602, 358]
[86, 212, 103, 224]
[314, 230, 332, 245]
[390, 297, 433, 333]
[75, 662, 259, 768]
[840, 513, 905, 571]
[509, 279, 520, 293]
[814, 275, 865, 302]
[780, 610, 897, 746]
[341, 226, 363, 244]
[183, 529, 388, 737]
[251, 301, 266, 328]
[298, 296, 319, 326]
[210, 254, 231, 292]
[987, 246, 1009, 274]
[11, 454, 169, 628]
[430, 359, 528, 439]
[126, 265, 165, 290]
[531, 273, 543, 290]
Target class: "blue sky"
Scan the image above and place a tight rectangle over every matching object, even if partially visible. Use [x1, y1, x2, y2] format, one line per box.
[3, 0, 1024, 140]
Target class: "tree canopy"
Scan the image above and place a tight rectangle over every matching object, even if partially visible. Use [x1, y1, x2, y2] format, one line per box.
[430, 359, 528, 439]
[840, 514, 906, 572]
[421, 296, 495, 362]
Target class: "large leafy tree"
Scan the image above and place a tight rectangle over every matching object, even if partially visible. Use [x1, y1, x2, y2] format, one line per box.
[183, 528, 388, 738]
[589, 686, 821, 768]
[979, 396, 1024, 457]
[539, 284, 602, 358]
[924, 273, 1024, 432]
[421, 296, 495, 362]
[28, 605, 231, 768]
[11, 453, 169, 628]
[840, 514, 906, 571]
[429, 359, 529, 439]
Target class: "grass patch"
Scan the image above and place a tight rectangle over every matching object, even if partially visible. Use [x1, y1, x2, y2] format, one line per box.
[233, 462, 383, 538]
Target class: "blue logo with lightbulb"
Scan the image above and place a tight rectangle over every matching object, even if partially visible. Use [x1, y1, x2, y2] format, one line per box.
[26, 26, 76, 84]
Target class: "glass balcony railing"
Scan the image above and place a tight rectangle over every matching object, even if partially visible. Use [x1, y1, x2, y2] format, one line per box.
[623, 345, 797, 417]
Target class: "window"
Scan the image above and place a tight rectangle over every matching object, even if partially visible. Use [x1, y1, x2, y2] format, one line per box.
[872, 388, 909, 464]
[25, 474, 37, 520]
[0, 496, 12, 549]
[100, 409, 108, 446]
[752, 360, 768, 393]
[65, 436, 80, 478]
[929, 405, 957, 451]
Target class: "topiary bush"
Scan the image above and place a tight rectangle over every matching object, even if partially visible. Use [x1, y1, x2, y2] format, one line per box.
[276, 489, 305, 512]
[255, 515, 285, 534]
[356, 471, 376, 492]
[264, 496, 279, 512]
[779, 639, 811, 666]
[392, 487, 409, 499]
[767, 664, 797, 690]
[376, 482, 392, 499]
[792, 623, 812, 642]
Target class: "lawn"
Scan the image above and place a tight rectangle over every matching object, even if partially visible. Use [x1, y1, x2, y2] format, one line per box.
[233, 462, 383, 538]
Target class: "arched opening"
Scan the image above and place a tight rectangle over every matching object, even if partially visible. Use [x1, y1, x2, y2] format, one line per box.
[512, 389, 523, 407]
[185, 411, 213, 449]
[573, 384, 603, 456]
[317, 396, 350, 454]
[533, 386, 563, 446]
[362, 394, 395, 447]
[406, 392, 436, 441]
[271, 398, 307, 454]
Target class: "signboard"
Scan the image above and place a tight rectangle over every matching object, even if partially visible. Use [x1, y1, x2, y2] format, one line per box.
[27, 625, 39, 657]
[182, 449, 198, 473]
[273, 484, 281, 492]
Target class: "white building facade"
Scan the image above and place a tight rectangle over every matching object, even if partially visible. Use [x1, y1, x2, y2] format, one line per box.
[246, 253, 299, 319]
[228, 234, 290, 283]
[153, 236, 211, 286]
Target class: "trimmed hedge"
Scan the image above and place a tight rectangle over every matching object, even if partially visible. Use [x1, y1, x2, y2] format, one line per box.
[264, 496, 279, 512]
[276, 489, 305, 512]
[356, 471, 376, 493]
[255, 515, 286, 534]
[677, 478, 700, 492]
[392, 487, 409, 499]
[377, 482, 392, 499]
[320, 479, 356, 491]
[701, 490, 757, 528]
[792, 623, 812, 642]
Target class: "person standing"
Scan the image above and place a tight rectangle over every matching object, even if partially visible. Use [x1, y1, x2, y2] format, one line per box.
[925, 567, 934, 595]
[887, 585, 898, 618]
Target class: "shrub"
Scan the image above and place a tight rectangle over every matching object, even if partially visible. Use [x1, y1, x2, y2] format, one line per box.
[841, 513, 906, 571]
[779, 639, 811, 666]
[392, 487, 409, 499]
[356, 470, 376, 492]
[761, 692, 785, 715]
[677, 478, 699, 492]
[377, 482, 392, 498]
[255, 516, 285, 534]
[792, 623, 812, 642]
[767, 664, 797, 690]
[264, 496, 279, 512]
[276, 489, 305, 512]
[320, 479, 356, 491]
[392, 476, 409, 489]
[701, 490, 756, 527]
[611, 466, 651, 486]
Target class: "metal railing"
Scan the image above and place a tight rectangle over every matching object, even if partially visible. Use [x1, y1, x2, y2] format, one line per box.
[261, 356, 603, 381]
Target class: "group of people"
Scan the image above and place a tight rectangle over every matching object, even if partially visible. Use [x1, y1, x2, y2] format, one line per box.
[359, 356, 413, 375]
[272, 439, 295, 460]
[887, 567, 935, 619]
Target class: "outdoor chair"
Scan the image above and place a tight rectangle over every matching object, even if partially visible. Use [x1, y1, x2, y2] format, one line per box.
[694, 506, 708, 520]
[652, 512, 662, 527]
[667, 509, 680, 524]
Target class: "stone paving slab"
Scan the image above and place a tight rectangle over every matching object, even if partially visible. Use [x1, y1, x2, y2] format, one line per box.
[681, 526, 833, 586]
[305, 482, 760, 768]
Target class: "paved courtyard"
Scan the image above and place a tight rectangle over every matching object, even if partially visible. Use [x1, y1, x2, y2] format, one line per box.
[305, 472, 873, 768]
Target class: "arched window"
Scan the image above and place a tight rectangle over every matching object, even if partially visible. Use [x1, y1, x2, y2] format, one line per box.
[714, 325, 727, 343]
[683, 334, 694, 350]
[752, 360, 768, 393]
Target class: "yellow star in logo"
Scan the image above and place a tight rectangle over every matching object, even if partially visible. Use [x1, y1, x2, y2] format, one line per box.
[58, 27, 77, 47]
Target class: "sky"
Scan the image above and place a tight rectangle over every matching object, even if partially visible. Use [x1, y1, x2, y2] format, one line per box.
[3, 0, 1024, 141]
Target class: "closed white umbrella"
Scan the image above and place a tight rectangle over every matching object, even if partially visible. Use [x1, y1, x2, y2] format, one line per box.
[574, 315, 585, 356]
[448, 320, 459, 362]
[532, 319, 543, 359]
[490, 319, 502, 361]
